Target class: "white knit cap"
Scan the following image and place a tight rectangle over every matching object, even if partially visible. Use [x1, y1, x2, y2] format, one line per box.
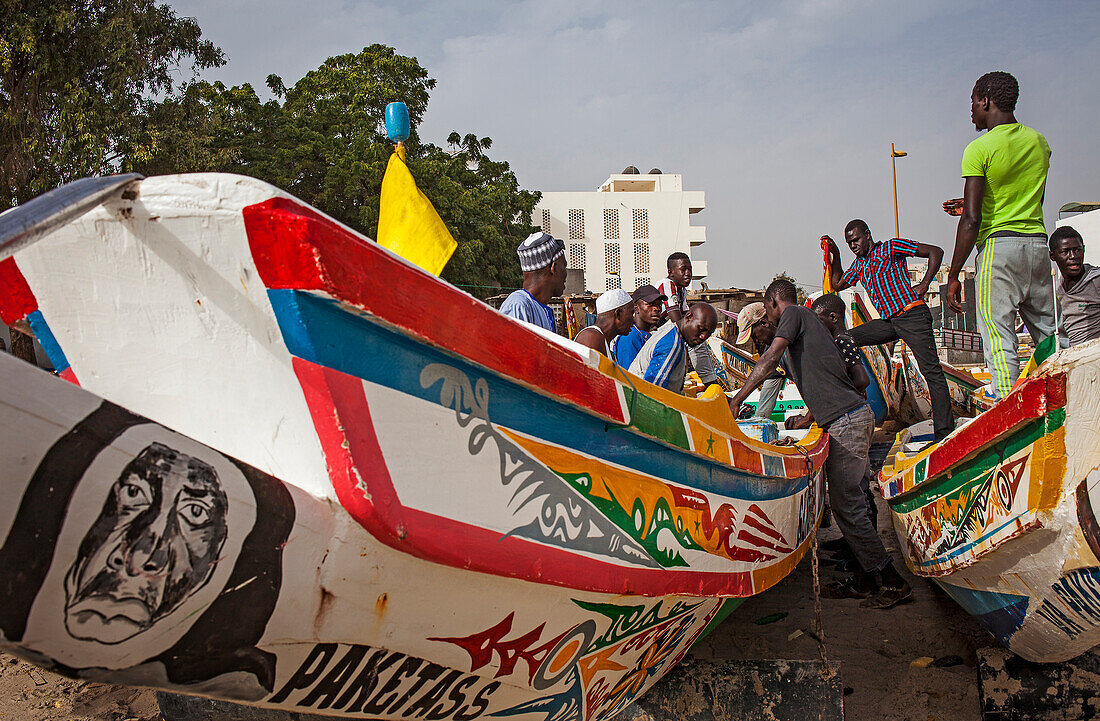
[596, 289, 634, 314]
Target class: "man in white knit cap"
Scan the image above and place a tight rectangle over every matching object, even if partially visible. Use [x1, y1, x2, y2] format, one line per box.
[575, 289, 634, 357]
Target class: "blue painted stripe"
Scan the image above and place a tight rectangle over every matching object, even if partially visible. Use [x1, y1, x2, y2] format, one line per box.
[267, 289, 808, 502]
[936, 580, 1028, 645]
[914, 515, 1027, 566]
[25, 310, 70, 372]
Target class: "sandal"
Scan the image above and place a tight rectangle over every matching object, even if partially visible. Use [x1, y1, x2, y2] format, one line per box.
[860, 582, 913, 609]
[820, 577, 874, 599]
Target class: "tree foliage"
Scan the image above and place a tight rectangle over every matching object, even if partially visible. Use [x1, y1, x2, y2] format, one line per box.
[120, 43, 537, 294]
[0, 0, 224, 205]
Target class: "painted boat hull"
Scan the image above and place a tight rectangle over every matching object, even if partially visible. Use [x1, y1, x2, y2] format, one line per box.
[879, 340, 1100, 662]
[0, 174, 828, 719]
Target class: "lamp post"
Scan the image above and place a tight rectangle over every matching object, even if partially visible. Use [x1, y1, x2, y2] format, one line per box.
[891, 143, 907, 238]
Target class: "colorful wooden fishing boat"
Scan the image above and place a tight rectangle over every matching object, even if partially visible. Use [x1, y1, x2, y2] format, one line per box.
[879, 339, 1100, 662]
[708, 337, 805, 422]
[0, 173, 828, 719]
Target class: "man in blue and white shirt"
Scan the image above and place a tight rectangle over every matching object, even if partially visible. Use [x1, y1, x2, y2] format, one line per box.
[499, 232, 567, 332]
[628, 304, 717, 392]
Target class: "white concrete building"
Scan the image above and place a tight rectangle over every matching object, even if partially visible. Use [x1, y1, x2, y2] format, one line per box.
[533, 170, 707, 294]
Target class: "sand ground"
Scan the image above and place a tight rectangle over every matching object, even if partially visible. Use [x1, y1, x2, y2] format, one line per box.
[0, 437, 993, 721]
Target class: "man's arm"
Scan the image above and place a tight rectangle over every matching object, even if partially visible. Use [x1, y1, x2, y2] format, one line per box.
[911, 242, 944, 298]
[847, 363, 871, 395]
[822, 235, 852, 291]
[947, 176, 985, 313]
[729, 337, 791, 410]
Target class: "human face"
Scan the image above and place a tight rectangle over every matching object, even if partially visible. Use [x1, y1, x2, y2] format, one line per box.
[682, 311, 715, 347]
[614, 305, 635, 336]
[844, 226, 872, 258]
[764, 296, 782, 324]
[64, 443, 228, 644]
[971, 86, 989, 131]
[550, 256, 568, 296]
[635, 298, 662, 329]
[750, 318, 776, 349]
[1050, 236, 1086, 282]
[669, 260, 692, 288]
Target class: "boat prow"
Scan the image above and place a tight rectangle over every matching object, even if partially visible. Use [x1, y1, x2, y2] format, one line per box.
[880, 339, 1100, 662]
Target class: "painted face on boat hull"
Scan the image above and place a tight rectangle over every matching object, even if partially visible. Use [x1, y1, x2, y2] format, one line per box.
[64, 443, 228, 644]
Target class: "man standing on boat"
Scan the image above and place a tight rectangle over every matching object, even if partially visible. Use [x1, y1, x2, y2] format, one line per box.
[1050, 226, 1100, 347]
[499, 232, 567, 332]
[729, 279, 912, 609]
[823, 221, 954, 442]
[613, 284, 667, 370]
[628, 303, 717, 393]
[575, 289, 634, 357]
[944, 71, 1054, 398]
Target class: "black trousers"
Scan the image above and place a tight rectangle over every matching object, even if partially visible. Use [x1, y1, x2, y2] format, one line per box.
[849, 303, 954, 439]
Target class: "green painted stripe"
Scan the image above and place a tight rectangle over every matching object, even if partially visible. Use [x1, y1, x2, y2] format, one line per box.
[623, 387, 691, 449]
[888, 407, 1066, 513]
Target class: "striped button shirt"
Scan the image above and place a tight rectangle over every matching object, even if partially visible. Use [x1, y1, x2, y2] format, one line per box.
[628, 322, 687, 392]
[840, 238, 920, 319]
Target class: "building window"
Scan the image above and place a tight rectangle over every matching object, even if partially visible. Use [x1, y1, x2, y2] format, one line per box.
[637, 277, 651, 288]
[603, 208, 619, 239]
[605, 243, 620, 277]
[606, 276, 621, 291]
[569, 243, 586, 270]
[541, 208, 551, 234]
[634, 243, 650, 274]
[568, 209, 584, 240]
[632, 208, 648, 239]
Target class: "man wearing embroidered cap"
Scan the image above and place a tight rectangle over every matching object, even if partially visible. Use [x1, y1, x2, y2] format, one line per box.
[575, 289, 634, 357]
[499, 232, 567, 332]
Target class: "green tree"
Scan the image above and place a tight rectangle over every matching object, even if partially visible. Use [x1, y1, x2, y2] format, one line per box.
[125, 44, 537, 294]
[0, 0, 224, 207]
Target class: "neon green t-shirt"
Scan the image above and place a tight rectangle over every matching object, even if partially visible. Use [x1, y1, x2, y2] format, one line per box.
[961, 123, 1051, 247]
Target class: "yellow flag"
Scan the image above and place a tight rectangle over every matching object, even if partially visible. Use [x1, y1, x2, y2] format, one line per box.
[377, 149, 457, 276]
[821, 237, 834, 294]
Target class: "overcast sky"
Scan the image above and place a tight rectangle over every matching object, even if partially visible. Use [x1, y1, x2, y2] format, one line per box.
[168, 0, 1100, 290]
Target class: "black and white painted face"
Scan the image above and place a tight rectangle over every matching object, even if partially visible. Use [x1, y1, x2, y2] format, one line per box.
[64, 442, 228, 644]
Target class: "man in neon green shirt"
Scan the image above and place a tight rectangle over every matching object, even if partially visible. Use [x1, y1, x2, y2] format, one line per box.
[945, 71, 1054, 398]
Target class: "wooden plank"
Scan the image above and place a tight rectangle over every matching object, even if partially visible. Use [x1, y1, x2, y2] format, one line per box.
[977, 647, 1100, 720]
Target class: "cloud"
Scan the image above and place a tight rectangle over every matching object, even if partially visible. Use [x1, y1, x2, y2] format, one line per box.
[171, 0, 1100, 288]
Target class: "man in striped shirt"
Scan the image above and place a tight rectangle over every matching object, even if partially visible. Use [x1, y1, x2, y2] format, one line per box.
[825, 220, 954, 442]
[628, 304, 717, 393]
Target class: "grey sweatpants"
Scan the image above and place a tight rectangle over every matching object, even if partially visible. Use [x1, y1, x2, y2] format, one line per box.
[975, 235, 1056, 397]
[824, 403, 889, 574]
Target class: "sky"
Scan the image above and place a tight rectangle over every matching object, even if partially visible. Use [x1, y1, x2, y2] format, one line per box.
[168, 0, 1100, 291]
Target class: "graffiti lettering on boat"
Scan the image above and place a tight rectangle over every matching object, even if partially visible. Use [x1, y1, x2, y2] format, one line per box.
[419, 363, 657, 567]
[270, 643, 501, 718]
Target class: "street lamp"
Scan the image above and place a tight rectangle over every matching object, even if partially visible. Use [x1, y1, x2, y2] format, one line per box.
[891, 143, 907, 238]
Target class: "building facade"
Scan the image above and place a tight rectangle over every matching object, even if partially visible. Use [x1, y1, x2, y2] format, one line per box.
[533, 170, 707, 294]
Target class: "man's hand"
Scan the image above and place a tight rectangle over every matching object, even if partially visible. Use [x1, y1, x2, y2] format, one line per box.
[942, 198, 964, 216]
[784, 413, 813, 430]
[737, 404, 754, 419]
[912, 280, 930, 299]
[946, 277, 964, 314]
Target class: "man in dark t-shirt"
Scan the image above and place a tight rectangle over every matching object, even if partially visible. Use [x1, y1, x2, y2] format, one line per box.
[729, 279, 911, 609]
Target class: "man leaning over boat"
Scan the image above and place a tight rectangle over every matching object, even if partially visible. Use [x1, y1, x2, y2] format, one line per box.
[729, 279, 912, 609]
[628, 303, 717, 393]
[499, 232, 568, 332]
[1050, 225, 1100, 348]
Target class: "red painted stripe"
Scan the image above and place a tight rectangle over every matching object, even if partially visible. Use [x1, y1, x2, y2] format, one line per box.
[58, 367, 79, 385]
[925, 373, 1066, 480]
[742, 507, 786, 543]
[0, 259, 37, 324]
[292, 356, 764, 597]
[243, 198, 625, 424]
[735, 529, 791, 555]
